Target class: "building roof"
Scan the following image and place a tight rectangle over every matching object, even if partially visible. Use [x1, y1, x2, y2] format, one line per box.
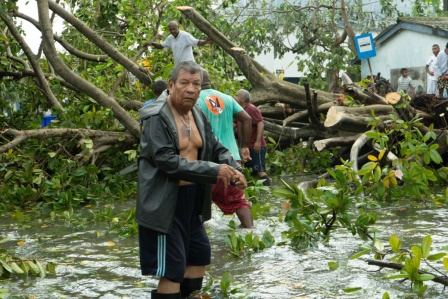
[375, 17, 448, 46]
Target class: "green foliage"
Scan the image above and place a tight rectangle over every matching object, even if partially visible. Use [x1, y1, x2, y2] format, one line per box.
[353, 235, 447, 296]
[266, 139, 334, 176]
[224, 230, 274, 257]
[0, 246, 56, 278]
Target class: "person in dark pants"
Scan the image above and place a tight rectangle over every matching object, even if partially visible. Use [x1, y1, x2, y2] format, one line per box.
[234, 89, 271, 186]
[137, 61, 247, 298]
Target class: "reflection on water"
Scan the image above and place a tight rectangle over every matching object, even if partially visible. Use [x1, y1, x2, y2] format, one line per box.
[0, 195, 447, 298]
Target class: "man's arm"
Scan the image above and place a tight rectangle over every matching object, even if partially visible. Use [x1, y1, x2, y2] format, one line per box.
[143, 41, 164, 49]
[254, 121, 264, 153]
[197, 37, 213, 46]
[234, 110, 252, 162]
[426, 64, 433, 76]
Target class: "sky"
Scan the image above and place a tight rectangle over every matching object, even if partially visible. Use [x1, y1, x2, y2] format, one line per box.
[17, 0, 63, 53]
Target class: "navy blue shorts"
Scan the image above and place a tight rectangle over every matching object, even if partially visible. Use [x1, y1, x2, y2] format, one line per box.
[138, 184, 211, 283]
[245, 147, 267, 174]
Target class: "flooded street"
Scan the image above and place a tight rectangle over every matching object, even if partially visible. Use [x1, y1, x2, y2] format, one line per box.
[0, 196, 447, 298]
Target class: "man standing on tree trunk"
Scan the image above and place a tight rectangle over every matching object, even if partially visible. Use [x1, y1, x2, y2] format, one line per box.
[143, 21, 212, 65]
[137, 61, 246, 298]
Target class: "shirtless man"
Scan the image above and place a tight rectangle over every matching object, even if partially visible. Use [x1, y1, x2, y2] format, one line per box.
[136, 61, 246, 299]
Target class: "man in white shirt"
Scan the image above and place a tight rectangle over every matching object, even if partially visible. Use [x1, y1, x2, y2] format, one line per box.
[425, 44, 440, 95]
[436, 42, 448, 98]
[144, 21, 212, 65]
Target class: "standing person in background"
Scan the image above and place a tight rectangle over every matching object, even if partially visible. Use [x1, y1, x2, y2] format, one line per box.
[397, 68, 416, 98]
[426, 44, 440, 95]
[137, 61, 246, 298]
[143, 21, 212, 65]
[436, 42, 448, 99]
[144, 80, 168, 107]
[197, 69, 254, 228]
[234, 89, 271, 186]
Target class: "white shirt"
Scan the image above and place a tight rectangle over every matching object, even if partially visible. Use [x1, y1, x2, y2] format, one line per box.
[161, 31, 199, 65]
[426, 54, 438, 81]
[436, 49, 448, 76]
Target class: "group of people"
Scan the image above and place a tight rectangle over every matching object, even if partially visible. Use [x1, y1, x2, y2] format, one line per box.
[398, 43, 448, 99]
[137, 21, 271, 298]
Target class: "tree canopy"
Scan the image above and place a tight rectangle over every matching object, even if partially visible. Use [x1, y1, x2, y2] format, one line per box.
[0, 0, 445, 206]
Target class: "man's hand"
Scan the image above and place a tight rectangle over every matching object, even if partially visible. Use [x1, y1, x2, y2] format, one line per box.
[240, 147, 251, 162]
[205, 37, 213, 44]
[254, 141, 261, 153]
[217, 164, 240, 186]
[233, 172, 247, 190]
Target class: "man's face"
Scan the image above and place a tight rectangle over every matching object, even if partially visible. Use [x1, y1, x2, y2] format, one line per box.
[169, 70, 201, 111]
[433, 46, 440, 56]
[168, 24, 180, 37]
[234, 91, 244, 106]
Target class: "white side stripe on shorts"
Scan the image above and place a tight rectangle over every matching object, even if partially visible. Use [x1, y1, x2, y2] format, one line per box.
[156, 234, 166, 277]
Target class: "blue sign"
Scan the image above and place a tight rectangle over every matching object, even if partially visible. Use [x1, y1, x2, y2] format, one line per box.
[354, 33, 376, 59]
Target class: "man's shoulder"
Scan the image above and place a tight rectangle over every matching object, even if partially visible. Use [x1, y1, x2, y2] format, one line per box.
[139, 93, 168, 120]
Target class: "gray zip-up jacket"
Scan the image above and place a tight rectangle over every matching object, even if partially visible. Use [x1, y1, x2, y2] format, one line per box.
[136, 94, 241, 234]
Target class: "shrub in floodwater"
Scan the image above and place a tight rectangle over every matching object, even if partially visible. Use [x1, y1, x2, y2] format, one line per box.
[352, 235, 448, 296]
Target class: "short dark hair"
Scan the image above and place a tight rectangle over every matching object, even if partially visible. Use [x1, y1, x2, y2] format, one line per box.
[433, 44, 439, 48]
[446, 42, 448, 49]
[153, 80, 167, 97]
[400, 68, 408, 74]
[170, 61, 202, 83]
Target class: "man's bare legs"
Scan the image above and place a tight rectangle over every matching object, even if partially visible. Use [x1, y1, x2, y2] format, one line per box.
[157, 266, 205, 294]
[236, 208, 254, 228]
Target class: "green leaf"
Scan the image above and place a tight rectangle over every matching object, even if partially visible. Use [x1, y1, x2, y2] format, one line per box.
[426, 252, 446, 261]
[45, 262, 56, 275]
[10, 262, 24, 274]
[421, 235, 432, 258]
[389, 234, 401, 253]
[443, 257, 448, 271]
[418, 273, 435, 281]
[220, 271, 232, 296]
[350, 249, 371, 260]
[0, 259, 12, 273]
[382, 292, 390, 299]
[27, 260, 40, 276]
[386, 274, 409, 279]
[328, 261, 339, 271]
[341, 287, 362, 293]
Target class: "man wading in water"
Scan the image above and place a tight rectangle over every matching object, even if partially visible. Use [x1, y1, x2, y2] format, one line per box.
[136, 61, 247, 298]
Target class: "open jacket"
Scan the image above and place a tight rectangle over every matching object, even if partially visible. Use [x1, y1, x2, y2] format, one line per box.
[136, 94, 241, 234]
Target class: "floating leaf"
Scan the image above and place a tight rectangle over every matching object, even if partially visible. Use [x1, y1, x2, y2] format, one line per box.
[46, 262, 57, 275]
[382, 292, 390, 299]
[328, 261, 339, 271]
[17, 241, 26, 246]
[341, 287, 362, 293]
